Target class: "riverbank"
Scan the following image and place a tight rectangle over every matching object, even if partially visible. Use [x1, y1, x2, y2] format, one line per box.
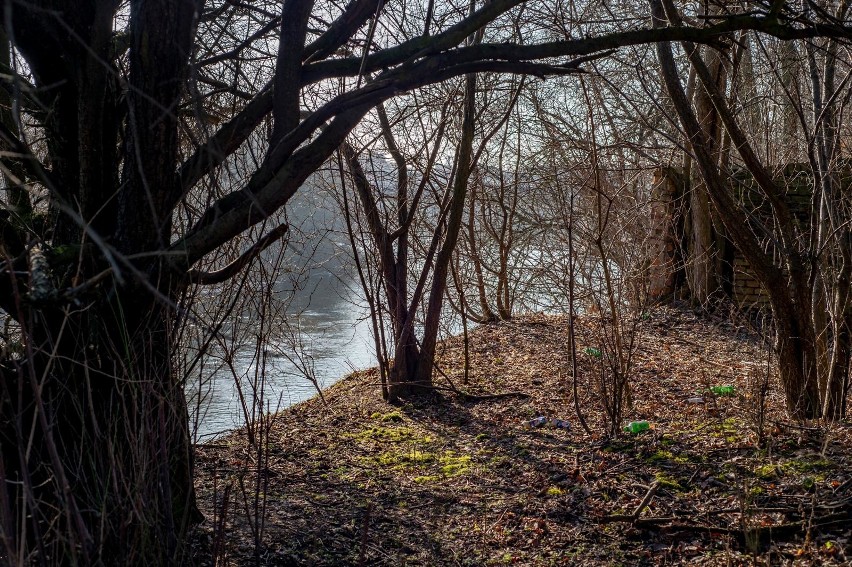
[191, 306, 852, 565]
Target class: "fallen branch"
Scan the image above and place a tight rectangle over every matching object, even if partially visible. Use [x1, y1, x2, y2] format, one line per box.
[457, 390, 532, 402]
[409, 360, 531, 402]
[598, 481, 660, 523]
[601, 510, 851, 549]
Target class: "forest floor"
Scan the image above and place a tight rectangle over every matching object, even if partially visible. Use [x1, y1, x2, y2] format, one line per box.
[191, 304, 852, 566]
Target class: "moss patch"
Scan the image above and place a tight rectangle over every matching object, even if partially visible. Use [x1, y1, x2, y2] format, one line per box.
[438, 453, 472, 477]
[347, 425, 433, 444]
[780, 455, 833, 474]
[655, 472, 685, 491]
[364, 449, 436, 470]
[413, 475, 441, 484]
[370, 411, 404, 423]
[646, 449, 692, 465]
[754, 464, 779, 480]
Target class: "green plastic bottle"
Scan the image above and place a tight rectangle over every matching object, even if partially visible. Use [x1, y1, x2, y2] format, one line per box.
[584, 347, 602, 358]
[709, 385, 735, 396]
[624, 420, 650, 434]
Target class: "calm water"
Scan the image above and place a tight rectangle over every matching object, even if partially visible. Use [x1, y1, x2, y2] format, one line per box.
[189, 274, 374, 440]
[187, 188, 375, 441]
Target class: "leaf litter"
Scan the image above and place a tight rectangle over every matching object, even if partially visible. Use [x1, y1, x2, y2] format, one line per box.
[192, 304, 852, 565]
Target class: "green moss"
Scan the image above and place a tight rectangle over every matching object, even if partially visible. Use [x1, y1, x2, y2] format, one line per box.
[601, 440, 634, 453]
[546, 486, 564, 497]
[47, 244, 82, 264]
[439, 453, 472, 476]
[654, 472, 684, 491]
[646, 449, 692, 465]
[347, 425, 432, 444]
[370, 411, 404, 423]
[365, 449, 435, 470]
[717, 417, 740, 433]
[475, 433, 489, 441]
[748, 486, 765, 497]
[754, 464, 779, 480]
[489, 456, 510, 469]
[709, 418, 743, 442]
[781, 456, 833, 474]
[357, 445, 474, 480]
[646, 450, 673, 463]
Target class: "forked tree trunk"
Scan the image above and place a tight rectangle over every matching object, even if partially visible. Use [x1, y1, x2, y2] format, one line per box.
[414, 70, 478, 389]
[344, 70, 477, 401]
[1, 276, 200, 563]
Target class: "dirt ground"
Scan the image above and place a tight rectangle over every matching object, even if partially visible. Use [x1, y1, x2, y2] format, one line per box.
[191, 304, 852, 565]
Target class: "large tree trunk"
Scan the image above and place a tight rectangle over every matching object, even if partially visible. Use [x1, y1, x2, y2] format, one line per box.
[652, 0, 823, 419]
[1, 276, 200, 563]
[772, 301, 822, 419]
[0, 0, 201, 561]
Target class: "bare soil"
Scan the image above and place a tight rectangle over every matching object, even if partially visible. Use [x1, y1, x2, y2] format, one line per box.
[192, 305, 852, 565]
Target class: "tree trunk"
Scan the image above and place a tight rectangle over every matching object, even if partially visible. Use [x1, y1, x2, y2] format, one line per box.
[0, 1, 201, 560]
[652, 0, 823, 418]
[686, 38, 727, 305]
[414, 70, 478, 388]
[772, 304, 822, 419]
[1, 275, 200, 562]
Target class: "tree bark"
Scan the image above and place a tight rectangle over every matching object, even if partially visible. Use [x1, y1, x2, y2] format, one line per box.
[685, 10, 727, 305]
[1, 278, 201, 562]
[1, 1, 201, 561]
[652, 0, 821, 418]
[415, 69, 478, 388]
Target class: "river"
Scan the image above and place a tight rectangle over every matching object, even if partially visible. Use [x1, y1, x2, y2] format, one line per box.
[187, 185, 375, 441]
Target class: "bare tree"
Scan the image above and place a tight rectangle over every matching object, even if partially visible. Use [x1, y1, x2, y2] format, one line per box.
[1, 0, 850, 560]
[652, 0, 852, 419]
[452, 78, 527, 324]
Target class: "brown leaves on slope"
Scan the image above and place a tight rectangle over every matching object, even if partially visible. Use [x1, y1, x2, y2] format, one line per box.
[193, 305, 852, 565]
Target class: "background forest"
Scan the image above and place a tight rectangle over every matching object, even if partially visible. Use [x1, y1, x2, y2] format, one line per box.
[1, 0, 852, 564]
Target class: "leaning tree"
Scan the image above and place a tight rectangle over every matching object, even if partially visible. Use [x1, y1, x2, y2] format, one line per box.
[0, 0, 848, 562]
[651, 0, 852, 420]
